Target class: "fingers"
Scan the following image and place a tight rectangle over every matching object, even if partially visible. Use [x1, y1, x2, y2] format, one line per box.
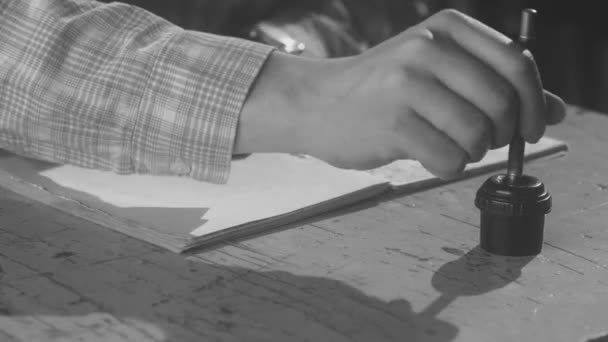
[395, 110, 468, 180]
[422, 9, 547, 143]
[329, 9, 569, 178]
[401, 69, 491, 162]
[402, 33, 517, 147]
[544, 90, 567, 124]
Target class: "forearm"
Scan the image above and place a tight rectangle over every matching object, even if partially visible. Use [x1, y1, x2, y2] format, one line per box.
[0, 0, 272, 183]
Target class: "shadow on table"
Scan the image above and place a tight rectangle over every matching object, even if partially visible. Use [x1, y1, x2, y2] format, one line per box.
[423, 246, 533, 318]
[0, 192, 532, 342]
[0, 244, 532, 341]
[0, 259, 456, 341]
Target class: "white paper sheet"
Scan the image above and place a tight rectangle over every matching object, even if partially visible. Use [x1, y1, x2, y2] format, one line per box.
[40, 153, 388, 237]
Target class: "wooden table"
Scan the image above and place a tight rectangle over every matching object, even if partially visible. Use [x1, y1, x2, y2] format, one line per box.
[0, 106, 607, 342]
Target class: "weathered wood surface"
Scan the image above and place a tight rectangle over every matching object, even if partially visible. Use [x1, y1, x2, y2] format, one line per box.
[1, 106, 607, 342]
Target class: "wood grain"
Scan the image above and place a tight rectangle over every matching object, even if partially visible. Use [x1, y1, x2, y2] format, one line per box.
[1, 106, 607, 342]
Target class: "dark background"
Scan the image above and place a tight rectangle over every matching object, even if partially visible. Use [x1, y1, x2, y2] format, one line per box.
[460, 0, 608, 114]
[110, 0, 608, 113]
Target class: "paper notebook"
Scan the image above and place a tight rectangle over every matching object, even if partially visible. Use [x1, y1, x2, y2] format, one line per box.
[0, 137, 567, 253]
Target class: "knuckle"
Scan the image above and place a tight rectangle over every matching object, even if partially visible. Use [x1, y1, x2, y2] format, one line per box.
[400, 66, 422, 82]
[385, 69, 410, 91]
[392, 107, 418, 137]
[434, 9, 467, 24]
[390, 66, 423, 91]
[405, 34, 436, 56]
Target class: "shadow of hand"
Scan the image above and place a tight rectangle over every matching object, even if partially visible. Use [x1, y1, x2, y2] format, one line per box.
[422, 246, 533, 317]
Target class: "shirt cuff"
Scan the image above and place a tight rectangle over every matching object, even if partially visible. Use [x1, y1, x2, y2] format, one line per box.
[132, 30, 274, 183]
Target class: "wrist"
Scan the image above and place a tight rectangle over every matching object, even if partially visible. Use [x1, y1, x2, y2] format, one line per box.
[234, 51, 323, 156]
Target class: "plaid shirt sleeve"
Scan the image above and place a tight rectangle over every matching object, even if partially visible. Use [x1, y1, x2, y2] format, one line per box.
[0, 0, 274, 183]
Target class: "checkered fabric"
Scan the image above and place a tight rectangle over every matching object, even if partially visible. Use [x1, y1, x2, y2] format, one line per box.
[0, 0, 273, 183]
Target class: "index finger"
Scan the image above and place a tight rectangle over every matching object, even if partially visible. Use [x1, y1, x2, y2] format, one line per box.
[421, 9, 546, 142]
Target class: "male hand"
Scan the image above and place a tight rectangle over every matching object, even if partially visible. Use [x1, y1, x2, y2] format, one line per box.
[236, 9, 566, 179]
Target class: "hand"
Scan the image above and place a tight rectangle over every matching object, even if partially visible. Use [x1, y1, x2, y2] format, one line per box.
[236, 9, 566, 179]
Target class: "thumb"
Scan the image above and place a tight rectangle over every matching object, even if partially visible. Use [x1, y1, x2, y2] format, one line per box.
[544, 90, 566, 125]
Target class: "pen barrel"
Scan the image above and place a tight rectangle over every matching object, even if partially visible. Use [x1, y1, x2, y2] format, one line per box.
[506, 134, 524, 181]
[506, 9, 536, 183]
[519, 8, 537, 41]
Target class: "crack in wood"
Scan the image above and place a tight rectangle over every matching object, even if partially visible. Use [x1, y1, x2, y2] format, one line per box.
[544, 242, 606, 269]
